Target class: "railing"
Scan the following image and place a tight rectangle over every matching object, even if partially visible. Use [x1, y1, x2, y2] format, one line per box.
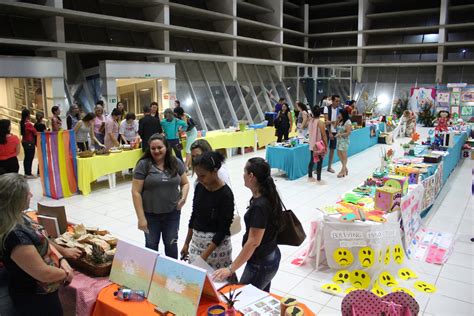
[0, 105, 38, 126]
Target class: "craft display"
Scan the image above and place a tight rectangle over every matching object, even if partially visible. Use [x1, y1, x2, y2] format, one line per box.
[395, 166, 421, 185]
[54, 224, 117, 277]
[374, 186, 402, 213]
[382, 175, 408, 196]
[341, 290, 420, 316]
[109, 240, 159, 296]
[37, 130, 78, 199]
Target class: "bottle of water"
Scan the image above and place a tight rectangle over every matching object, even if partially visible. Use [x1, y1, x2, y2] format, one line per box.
[114, 288, 146, 301]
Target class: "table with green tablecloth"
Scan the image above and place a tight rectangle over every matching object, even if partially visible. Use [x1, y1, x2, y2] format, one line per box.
[265, 124, 382, 180]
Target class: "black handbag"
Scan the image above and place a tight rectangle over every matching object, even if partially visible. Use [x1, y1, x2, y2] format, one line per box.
[277, 204, 306, 246]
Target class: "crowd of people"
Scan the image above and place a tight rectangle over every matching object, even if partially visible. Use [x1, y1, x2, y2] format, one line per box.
[0, 95, 360, 314]
[273, 95, 355, 183]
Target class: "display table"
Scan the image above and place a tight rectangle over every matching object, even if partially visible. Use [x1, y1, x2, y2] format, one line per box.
[255, 127, 297, 148]
[77, 149, 142, 195]
[92, 284, 314, 316]
[200, 129, 256, 150]
[266, 124, 382, 180]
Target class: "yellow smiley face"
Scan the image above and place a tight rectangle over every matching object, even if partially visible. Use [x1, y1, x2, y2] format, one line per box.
[371, 283, 387, 297]
[379, 272, 398, 287]
[378, 249, 383, 263]
[358, 247, 375, 268]
[333, 248, 354, 266]
[384, 247, 391, 265]
[392, 287, 415, 298]
[321, 283, 342, 295]
[414, 281, 436, 293]
[350, 270, 371, 289]
[333, 270, 350, 284]
[393, 244, 404, 264]
[398, 268, 418, 280]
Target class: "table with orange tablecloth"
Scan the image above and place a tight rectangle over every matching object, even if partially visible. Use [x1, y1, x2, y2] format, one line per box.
[92, 284, 316, 316]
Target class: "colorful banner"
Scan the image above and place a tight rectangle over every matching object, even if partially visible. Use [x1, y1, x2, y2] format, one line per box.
[37, 130, 78, 199]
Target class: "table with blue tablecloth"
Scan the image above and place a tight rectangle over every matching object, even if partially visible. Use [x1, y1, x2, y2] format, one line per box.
[266, 124, 383, 180]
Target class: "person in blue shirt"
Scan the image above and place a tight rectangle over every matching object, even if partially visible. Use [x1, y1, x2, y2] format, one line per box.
[161, 108, 187, 161]
[274, 97, 285, 113]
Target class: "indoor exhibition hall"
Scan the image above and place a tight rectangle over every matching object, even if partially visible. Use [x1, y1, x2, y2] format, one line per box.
[0, 0, 473, 315]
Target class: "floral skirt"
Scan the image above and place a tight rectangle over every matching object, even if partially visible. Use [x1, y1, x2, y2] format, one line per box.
[188, 230, 232, 270]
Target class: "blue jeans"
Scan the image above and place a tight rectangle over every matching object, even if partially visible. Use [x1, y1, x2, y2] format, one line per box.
[144, 210, 180, 259]
[167, 139, 183, 162]
[240, 247, 281, 292]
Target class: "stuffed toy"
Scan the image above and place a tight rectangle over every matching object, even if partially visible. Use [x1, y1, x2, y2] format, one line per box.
[433, 110, 450, 133]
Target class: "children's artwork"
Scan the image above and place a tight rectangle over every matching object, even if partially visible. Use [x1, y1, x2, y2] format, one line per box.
[408, 228, 455, 264]
[148, 255, 220, 315]
[227, 284, 270, 311]
[450, 91, 460, 106]
[461, 106, 473, 117]
[238, 294, 281, 316]
[374, 186, 402, 213]
[109, 240, 158, 296]
[436, 91, 450, 112]
[450, 105, 460, 120]
[421, 175, 436, 211]
[409, 87, 436, 113]
[400, 184, 424, 251]
[383, 175, 409, 196]
[461, 90, 474, 103]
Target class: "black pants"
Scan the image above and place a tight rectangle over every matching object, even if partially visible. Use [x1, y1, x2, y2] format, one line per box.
[22, 142, 35, 176]
[276, 128, 289, 142]
[308, 150, 323, 180]
[167, 139, 183, 162]
[0, 157, 19, 175]
[77, 142, 89, 152]
[11, 290, 63, 316]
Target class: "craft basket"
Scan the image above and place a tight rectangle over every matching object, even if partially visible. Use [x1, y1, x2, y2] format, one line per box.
[69, 257, 112, 277]
[78, 151, 94, 158]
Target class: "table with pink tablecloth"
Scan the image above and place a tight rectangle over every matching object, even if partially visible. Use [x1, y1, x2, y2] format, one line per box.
[59, 271, 111, 316]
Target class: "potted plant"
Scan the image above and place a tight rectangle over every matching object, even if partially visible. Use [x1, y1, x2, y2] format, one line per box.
[219, 288, 241, 316]
[409, 132, 420, 150]
[401, 143, 410, 155]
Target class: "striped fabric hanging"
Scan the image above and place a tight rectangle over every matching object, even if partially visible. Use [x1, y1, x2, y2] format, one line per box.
[37, 130, 78, 199]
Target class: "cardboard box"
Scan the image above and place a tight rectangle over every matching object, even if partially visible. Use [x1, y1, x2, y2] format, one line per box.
[375, 186, 402, 213]
[383, 175, 409, 195]
[423, 154, 442, 163]
[395, 166, 421, 184]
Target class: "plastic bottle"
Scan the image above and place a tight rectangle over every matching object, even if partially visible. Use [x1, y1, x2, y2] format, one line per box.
[113, 288, 146, 301]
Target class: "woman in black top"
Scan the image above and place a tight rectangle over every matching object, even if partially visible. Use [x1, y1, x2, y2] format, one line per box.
[214, 158, 283, 292]
[181, 151, 234, 270]
[275, 103, 292, 142]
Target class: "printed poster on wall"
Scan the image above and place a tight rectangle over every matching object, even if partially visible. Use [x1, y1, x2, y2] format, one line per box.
[450, 90, 461, 106]
[461, 89, 474, 103]
[409, 87, 436, 113]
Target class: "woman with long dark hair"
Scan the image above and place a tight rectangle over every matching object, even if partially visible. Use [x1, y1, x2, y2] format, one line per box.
[213, 158, 282, 292]
[0, 120, 20, 175]
[336, 108, 352, 178]
[131, 134, 190, 259]
[20, 109, 37, 178]
[74, 112, 105, 151]
[296, 102, 309, 138]
[181, 151, 234, 274]
[275, 103, 292, 142]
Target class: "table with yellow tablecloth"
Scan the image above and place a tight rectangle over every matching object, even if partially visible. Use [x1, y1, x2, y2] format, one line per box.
[200, 129, 257, 149]
[255, 126, 298, 148]
[77, 149, 143, 195]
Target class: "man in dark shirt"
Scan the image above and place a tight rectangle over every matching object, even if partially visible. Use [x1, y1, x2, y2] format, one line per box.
[138, 104, 163, 152]
[274, 97, 285, 113]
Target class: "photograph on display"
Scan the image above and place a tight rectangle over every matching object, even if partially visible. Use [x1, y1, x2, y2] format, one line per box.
[109, 240, 158, 296]
[148, 256, 207, 316]
[435, 92, 450, 111]
[450, 91, 460, 106]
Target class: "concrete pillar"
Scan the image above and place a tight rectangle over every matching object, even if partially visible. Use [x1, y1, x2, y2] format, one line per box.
[207, 0, 237, 80]
[258, 0, 283, 80]
[45, 78, 67, 128]
[356, 0, 369, 83]
[304, 4, 309, 64]
[144, 2, 170, 63]
[43, 0, 67, 80]
[436, 0, 449, 83]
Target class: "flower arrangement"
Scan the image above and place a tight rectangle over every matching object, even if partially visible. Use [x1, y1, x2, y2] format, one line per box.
[409, 132, 420, 144]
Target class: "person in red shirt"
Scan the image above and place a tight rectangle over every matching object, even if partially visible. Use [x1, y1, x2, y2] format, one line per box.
[20, 109, 37, 178]
[0, 120, 20, 175]
[50, 105, 62, 132]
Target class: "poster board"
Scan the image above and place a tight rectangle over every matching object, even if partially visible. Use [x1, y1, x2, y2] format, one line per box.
[399, 184, 424, 250]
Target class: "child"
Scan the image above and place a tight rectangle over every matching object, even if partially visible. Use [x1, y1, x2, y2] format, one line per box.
[401, 110, 415, 137]
[34, 112, 47, 175]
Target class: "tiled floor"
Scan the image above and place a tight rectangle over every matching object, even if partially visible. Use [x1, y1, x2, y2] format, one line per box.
[24, 127, 473, 315]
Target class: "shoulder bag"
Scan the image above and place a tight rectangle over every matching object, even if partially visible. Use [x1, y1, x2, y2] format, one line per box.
[229, 205, 242, 236]
[313, 120, 327, 157]
[277, 203, 306, 246]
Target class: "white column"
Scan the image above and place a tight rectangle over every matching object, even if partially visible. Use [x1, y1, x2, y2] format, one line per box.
[258, 0, 283, 80]
[143, 2, 170, 63]
[356, 0, 369, 83]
